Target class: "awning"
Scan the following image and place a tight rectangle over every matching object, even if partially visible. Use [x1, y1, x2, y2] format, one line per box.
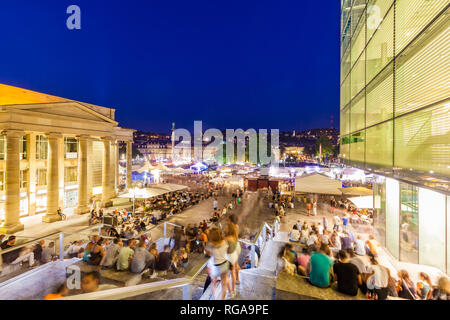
[348, 196, 373, 209]
[118, 188, 168, 199]
[135, 161, 156, 173]
[339, 187, 373, 196]
[154, 183, 188, 192]
[294, 173, 342, 195]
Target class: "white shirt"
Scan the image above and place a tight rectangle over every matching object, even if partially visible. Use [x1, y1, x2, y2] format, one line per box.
[213, 200, 218, 208]
[306, 234, 318, 246]
[333, 215, 341, 225]
[317, 225, 324, 235]
[289, 229, 300, 242]
[367, 265, 388, 289]
[354, 239, 366, 255]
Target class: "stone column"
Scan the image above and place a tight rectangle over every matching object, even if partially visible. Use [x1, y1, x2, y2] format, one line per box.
[115, 140, 119, 191]
[0, 130, 25, 233]
[126, 140, 132, 190]
[28, 134, 37, 216]
[42, 133, 62, 223]
[101, 137, 113, 207]
[75, 135, 90, 214]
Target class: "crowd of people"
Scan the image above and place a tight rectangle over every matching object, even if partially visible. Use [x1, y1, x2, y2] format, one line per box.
[0, 235, 58, 272]
[279, 218, 449, 300]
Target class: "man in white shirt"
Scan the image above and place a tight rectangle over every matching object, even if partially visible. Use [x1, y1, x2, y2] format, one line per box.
[333, 215, 341, 231]
[306, 232, 318, 247]
[213, 199, 218, 210]
[354, 235, 366, 256]
[289, 225, 301, 242]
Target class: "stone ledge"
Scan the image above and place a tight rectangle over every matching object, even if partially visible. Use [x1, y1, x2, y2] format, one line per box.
[275, 272, 366, 300]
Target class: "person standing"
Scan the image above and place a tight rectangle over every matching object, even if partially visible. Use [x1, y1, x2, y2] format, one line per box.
[312, 201, 317, 216]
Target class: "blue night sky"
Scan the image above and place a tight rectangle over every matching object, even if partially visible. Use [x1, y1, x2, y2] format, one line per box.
[0, 0, 341, 133]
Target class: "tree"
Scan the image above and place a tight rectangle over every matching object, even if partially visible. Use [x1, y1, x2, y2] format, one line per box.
[315, 135, 334, 158]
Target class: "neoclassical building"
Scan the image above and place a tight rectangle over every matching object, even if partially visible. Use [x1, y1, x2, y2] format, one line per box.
[0, 84, 135, 233]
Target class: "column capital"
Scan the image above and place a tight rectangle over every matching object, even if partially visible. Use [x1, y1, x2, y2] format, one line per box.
[76, 134, 92, 141]
[2, 129, 25, 138]
[101, 136, 114, 142]
[45, 132, 63, 139]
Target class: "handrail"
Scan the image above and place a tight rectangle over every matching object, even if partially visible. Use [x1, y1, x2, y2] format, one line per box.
[58, 277, 192, 300]
[0, 231, 61, 255]
[57, 251, 210, 300]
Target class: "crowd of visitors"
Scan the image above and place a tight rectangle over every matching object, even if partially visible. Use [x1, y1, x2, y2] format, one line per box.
[279, 218, 449, 300]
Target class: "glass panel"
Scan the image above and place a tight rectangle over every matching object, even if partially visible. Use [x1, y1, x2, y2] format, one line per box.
[373, 175, 386, 246]
[0, 171, 4, 191]
[341, 76, 351, 109]
[395, 27, 450, 116]
[0, 135, 5, 160]
[64, 166, 78, 183]
[394, 102, 450, 176]
[20, 135, 28, 160]
[349, 131, 365, 163]
[366, 120, 393, 167]
[36, 135, 48, 160]
[366, 64, 393, 127]
[366, 7, 394, 83]
[341, 106, 350, 135]
[37, 169, 47, 186]
[351, 14, 366, 68]
[340, 135, 350, 161]
[400, 183, 419, 264]
[341, 50, 351, 85]
[386, 178, 399, 259]
[366, 0, 394, 41]
[396, 0, 449, 54]
[418, 187, 446, 271]
[351, 56, 365, 100]
[350, 94, 365, 133]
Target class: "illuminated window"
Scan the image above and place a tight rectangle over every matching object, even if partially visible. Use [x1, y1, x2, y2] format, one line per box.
[64, 137, 78, 159]
[20, 169, 28, 189]
[0, 135, 5, 160]
[36, 135, 48, 160]
[0, 171, 4, 191]
[20, 135, 28, 160]
[37, 168, 47, 186]
[64, 166, 78, 183]
[366, 121, 393, 167]
[399, 183, 419, 264]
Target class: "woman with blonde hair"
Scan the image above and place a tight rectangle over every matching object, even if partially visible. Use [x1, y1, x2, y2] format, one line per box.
[205, 228, 231, 300]
[224, 214, 241, 298]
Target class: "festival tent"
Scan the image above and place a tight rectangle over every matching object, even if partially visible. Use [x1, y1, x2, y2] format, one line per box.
[339, 187, 373, 196]
[153, 162, 169, 171]
[210, 177, 225, 183]
[118, 187, 168, 199]
[135, 161, 156, 173]
[294, 173, 342, 195]
[154, 183, 188, 192]
[348, 196, 373, 208]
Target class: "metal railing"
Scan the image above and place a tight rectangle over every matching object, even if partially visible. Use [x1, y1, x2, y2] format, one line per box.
[57, 218, 278, 300]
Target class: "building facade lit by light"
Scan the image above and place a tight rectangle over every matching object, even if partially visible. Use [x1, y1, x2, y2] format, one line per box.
[340, 1, 449, 273]
[0, 84, 134, 233]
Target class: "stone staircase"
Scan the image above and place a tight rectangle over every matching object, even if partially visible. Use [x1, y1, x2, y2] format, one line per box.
[200, 232, 290, 300]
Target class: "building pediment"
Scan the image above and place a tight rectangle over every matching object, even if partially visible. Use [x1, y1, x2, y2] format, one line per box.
[2, 102, 118, 125]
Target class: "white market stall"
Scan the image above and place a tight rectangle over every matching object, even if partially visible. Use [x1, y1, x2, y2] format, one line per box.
[294, 173, 342, 195]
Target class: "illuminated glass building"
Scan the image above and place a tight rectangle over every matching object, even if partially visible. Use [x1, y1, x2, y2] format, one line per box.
[340, 1, 449, 273]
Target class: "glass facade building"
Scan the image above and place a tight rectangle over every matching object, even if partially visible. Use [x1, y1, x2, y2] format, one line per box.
[340, 1, 450, 274]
